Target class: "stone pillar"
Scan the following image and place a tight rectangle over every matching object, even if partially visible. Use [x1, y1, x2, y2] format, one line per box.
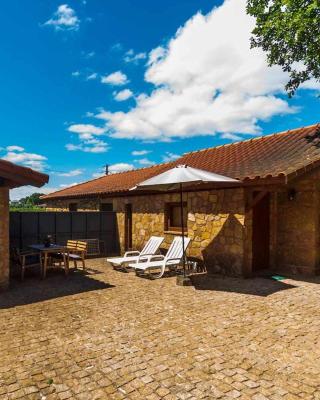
[0, 187, 9, 290]
[269, 191, 278, 270]
[243, 189, 253, 277]
[314, 183, 320, 274]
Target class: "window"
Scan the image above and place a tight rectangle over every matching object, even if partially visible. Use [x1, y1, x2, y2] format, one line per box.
[100, 203, 113, 212]
[69, 203, 78, 212]
[165, 202, 187, 232]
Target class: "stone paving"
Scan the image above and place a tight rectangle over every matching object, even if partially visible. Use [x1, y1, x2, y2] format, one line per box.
[1, 260, 320, 399]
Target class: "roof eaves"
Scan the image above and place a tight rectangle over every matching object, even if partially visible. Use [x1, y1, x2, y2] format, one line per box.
[0, 159, 49, 188]
[285, 159, 320, 183]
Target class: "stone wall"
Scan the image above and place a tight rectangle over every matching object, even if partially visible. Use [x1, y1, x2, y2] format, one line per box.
[0, 187, 9, 290]
[44, 169, 320, 276]
[274, 171, 319, 275]
[113, 189, 246, 275]
[45, 198, 102, 211]
[46, 189, 246, 275]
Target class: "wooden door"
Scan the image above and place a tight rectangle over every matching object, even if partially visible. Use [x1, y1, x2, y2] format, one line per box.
[252, 192, 270, 271]
[124, 204, 132, 250]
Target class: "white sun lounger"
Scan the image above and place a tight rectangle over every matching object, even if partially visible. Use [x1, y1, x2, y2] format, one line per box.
[129, 236, 191, 279]
[107, 236, 164, 268]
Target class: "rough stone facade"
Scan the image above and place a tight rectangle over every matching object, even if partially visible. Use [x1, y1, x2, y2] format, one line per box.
[44, 169, 320, 277]
[45, 198, 101, 211]
[273, 170, 320, 276]
[113, 189, 245, 275]
[0, 187, 9, 290]
[45, 189, 246, 275]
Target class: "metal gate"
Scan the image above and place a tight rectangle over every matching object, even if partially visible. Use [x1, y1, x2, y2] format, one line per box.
[9, 212, 120, 256]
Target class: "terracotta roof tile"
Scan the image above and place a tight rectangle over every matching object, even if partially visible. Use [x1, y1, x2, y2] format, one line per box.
[179, 124, 320, 180]
[42, 123, 320, 200]
[42, 162, 177, 199]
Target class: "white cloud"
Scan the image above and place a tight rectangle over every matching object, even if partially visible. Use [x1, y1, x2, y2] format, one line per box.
[66, 124, 108, 153]
[65, 144, 80, 151]
[6, 145, 24, 152]
[84, 51, 95, 58]
[135, 158, 155, 166]
[111, 43, 123, 52]
[65, 140, 108, 153]
[95, 0, 304, 141]
[86, 72, 98, 80]
[147, 46, 166, 66]
[162, 152, 180, 162]
[300, 79, 320, 90]
[114, 89, 133, 101]
[221, 132, 243, 141]
[3, 150, 47, 171]
[101, 71, 128, 86]
[86, 145, 108, 153]
[124, 49, 147, 64]
[72, 71, 80, 77]
[68, 124, 106, 139]
[44, 4, 80, 31]
[59, 182, 79, 188]
[290, 62, 320, 91]
[10, 186, 59, 201]
[109, 163, 134, 173]
[92, 171, 105, 178]
[131, 150, 151, 156]
[55, 169, 84, 177]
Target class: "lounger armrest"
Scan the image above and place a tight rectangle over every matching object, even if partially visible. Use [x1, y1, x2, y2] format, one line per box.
[134, 254, 165, 264]
[136, 253, 161, 263]
[124, 251, 140, 257]
[149, 255, 165, 262]
[165, 258, 182, 265]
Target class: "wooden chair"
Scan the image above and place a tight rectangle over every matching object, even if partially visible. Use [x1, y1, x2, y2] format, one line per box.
[12, 248, 42, 281]
[65, 240, 88, 271]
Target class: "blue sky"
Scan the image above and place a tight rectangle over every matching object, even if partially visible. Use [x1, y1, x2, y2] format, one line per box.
[1, 0, 319, 199]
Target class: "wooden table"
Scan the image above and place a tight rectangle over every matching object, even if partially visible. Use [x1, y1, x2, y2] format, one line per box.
[29, 244, 69, 278]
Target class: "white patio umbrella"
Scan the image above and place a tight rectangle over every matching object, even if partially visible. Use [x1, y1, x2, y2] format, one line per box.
[131, 165, 240, 277]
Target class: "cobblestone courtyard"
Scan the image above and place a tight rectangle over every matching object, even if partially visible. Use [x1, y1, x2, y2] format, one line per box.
[1, 260, 320, 399]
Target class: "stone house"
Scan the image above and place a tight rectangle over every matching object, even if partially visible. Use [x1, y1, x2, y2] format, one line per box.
[43, 124, 320, 277]
[0, 159, 48, 290]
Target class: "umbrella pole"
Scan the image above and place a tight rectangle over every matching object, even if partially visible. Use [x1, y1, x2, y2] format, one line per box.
[180, 183, 186, 277]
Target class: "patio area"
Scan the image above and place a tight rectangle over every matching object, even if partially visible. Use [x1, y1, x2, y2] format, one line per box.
[1, 261, 320, 400]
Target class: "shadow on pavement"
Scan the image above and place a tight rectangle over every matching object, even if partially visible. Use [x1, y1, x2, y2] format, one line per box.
[1, 268, 114, 309]
[191, 273, 297, 297]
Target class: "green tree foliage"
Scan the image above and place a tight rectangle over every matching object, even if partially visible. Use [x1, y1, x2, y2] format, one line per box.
[24, 193, 43, 206]
[10, 193, 45, 211]
[247, 0, 320, 96]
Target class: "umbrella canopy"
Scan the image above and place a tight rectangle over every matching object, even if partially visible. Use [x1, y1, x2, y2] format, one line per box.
[130, 165, 240, 279]
[131, 165, 240, 191]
